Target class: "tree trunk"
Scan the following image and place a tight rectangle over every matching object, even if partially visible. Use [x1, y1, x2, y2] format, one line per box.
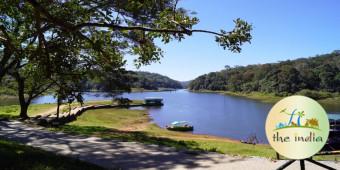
[0, 47, 16, 82]
[19, 103, 29, 119]
[68, 103, 71, 116]
[16, 74, 29, 119]
[56, 98, 60, 119]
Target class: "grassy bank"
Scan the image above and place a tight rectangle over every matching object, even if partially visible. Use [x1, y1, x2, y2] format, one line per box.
[0, 138, 103, 170]
[51, 107, 339, 160]
[193, 90, 340, 108]
[53, 107, 275, 158]
[191, 90, 282, 103]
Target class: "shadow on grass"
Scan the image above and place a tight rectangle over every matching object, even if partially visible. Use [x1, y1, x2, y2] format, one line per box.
[55, 125, 214, 153]
[0, 114, 19, 120]
[1, 121, 249, 169]
[0, 138, 104, 170]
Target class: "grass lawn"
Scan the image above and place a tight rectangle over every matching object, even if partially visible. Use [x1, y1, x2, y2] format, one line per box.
[0, 103, 58, 119]
[68, 108, 149, 130]
[0, 138, 103, 170]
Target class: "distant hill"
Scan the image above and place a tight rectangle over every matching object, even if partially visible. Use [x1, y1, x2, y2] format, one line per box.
[1, 71, 182, 96]
[132, 71, 183, 90]
[189, 53, 340, 96]
[180, 80, 192, 89]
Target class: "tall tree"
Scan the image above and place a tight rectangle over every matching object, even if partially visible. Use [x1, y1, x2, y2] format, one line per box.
[0, 0, 252, 81]
[1, 0, 252, 118]
[11, 62, 54, 118]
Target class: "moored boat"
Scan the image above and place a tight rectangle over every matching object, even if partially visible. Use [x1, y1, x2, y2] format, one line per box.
[144, 97, 164, 106]
[166, 121, 193, 131]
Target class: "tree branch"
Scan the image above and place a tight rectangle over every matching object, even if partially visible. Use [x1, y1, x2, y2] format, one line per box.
[30, 82, 54, 99]
[0, 35, 7, 41]
[26, 0, 75, 30]
[74, 22, 193, 35]
[26, 0, 224, 37]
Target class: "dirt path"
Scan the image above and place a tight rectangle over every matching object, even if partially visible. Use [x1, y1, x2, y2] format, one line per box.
[36, 105, 67, 117]
[0, 120, 339, 170]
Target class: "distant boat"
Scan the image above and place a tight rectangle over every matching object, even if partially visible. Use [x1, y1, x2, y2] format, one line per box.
[144, 97, 164, 106]
[166, 121, 194, 131]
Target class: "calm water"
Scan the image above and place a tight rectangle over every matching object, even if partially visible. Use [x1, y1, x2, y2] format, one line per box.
[31, 90, 340, 143]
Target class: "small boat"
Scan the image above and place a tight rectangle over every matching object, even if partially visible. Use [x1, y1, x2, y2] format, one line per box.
[166, 121, 193, 131]
[144, 97, 164, 106]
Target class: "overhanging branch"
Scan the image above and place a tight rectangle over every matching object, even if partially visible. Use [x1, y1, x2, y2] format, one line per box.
[26, 0, 225, 37]
[74, 22, 224, 36]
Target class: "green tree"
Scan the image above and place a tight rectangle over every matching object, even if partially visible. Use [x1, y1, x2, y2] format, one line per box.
[0, 0, 252, 81]
[1, 0, 253, 118]
[11, 62, 54, 119]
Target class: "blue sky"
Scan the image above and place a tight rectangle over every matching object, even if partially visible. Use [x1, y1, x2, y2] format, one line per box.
[126, 0, 340, 81]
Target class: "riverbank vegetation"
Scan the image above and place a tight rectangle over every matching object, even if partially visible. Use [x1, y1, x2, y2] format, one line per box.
[0, 138, 103, 170]
[189, 53, 340, 101]
[195, 90, 282, 103]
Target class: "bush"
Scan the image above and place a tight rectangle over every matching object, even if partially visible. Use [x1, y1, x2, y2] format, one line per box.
[297, 89, 333, 100]
[114, 97, 132, 105]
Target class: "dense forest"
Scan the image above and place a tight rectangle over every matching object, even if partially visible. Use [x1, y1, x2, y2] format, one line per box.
[130, 72, 183, 90]
[59, 71, 183, 92]
[189, 52, 340, 98]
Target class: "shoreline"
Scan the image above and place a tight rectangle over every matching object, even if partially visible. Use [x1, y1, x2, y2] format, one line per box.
[151, 122, 245, 144]
[55, 104, 276, 158]
[190, 90, 284, 103]
[190, 90, 340, 112]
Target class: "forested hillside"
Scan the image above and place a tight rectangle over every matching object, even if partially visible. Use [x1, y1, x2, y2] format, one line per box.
[79, 71, 183, 91]
[131, 72, 183, 90]
[189, 53, 340, 97]
[1, 71, 182, 96]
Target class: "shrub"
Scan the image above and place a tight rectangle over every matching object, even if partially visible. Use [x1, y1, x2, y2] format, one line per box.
[297, 89, 333, 100]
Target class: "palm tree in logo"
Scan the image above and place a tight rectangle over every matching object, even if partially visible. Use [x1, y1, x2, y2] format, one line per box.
[280, 108, 297, 126]
[296, 111, 305, 126]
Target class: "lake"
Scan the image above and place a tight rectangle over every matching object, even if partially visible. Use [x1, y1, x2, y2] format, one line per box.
[31, 90, 340, 143]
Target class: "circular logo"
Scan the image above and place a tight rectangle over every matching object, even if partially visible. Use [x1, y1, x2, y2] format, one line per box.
[265, 95, 329, 159]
